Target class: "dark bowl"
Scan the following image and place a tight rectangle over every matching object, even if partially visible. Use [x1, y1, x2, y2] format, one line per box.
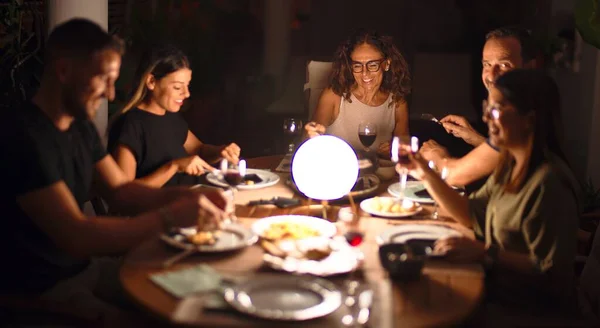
[378, 243, 425, 281]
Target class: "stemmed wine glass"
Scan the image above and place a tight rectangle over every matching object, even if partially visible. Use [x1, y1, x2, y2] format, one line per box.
[358, 122, 378, 153]
[428, 160, 449, 220]
[283, 118, 303, 156]
[391, 135, 420, 200]
[219, 159, 246, 223]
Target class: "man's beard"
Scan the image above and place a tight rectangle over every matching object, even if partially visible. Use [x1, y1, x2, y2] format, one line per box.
[62, 90, 91, 120]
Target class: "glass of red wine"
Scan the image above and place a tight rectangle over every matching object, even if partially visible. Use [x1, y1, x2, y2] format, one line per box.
[358, 122, 378, 153]
[337, 207, 365, 247]
[220, 159, 246, 223]
[391, 135, 420, 199]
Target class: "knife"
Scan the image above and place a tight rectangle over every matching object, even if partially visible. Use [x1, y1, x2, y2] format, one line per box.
[356, 289, 374, 325]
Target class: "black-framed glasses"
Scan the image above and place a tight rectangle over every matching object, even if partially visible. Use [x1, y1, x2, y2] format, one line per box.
[351, 58, 386, 73]
[482, 100, 501, 120]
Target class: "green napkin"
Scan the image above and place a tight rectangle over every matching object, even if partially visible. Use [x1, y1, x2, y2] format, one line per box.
[150, 264, 222, 298]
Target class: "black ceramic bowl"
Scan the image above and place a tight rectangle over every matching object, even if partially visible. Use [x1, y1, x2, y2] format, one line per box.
[378, 243, 425, 281]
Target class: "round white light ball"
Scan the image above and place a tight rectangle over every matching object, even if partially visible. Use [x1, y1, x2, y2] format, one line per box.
[292, 135, 359, 200]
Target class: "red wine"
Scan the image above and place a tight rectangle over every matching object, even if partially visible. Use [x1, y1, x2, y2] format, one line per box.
[344, 231, 365, 247]
[224, 172, 243, 186]
[358, 133, 376, 148]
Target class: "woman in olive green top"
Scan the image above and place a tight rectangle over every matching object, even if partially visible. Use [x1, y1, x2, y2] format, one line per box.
[401, 70, 580, 314]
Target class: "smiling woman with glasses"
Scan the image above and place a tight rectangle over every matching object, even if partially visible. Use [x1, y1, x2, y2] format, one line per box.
[304, 28, 411, 156]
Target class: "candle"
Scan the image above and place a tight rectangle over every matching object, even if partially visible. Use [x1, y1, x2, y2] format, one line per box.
[220, 159, 228, 172]
[391, 136, 399, 162]
[239, 159, 247, 176]
[411, 136, 419, 153]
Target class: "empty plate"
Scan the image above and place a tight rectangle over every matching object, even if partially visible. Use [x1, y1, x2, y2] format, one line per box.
[224, 275, 342, 321]
[376, 224, 462, 245]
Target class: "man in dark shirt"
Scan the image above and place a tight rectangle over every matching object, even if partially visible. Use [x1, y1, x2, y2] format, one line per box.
[0, 18, 226, 316]
[419, 26, 539, 187]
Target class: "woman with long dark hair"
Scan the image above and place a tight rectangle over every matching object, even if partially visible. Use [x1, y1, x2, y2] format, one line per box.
[108, 45, 240, 187]
[401, 69, 580, 315]
[304, 28, 411, 153]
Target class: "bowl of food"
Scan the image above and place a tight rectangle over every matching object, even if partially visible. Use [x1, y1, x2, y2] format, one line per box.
[378, 243, 424, 281]
[376, 159, 397, 181]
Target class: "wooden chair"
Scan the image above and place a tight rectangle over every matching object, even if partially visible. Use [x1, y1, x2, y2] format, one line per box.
[303, 60, 332, 120]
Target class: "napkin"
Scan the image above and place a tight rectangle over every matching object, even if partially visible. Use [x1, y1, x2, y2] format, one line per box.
[150, 264, 222, 298]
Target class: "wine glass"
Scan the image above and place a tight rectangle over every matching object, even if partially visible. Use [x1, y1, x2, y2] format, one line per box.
[428, 160, 449, 220]
[283, 118, 303, 156]
[391, 135, 420, 200]
[219, 159, 246, 223]
[337, 207, 364, 247]
[358, 122, 378, 153]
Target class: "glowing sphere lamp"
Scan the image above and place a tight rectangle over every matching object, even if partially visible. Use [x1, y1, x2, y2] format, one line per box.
[292, 135, 359, 200]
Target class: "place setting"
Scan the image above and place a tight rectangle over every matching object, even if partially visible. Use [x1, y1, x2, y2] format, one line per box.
[206, 159, 281, 190]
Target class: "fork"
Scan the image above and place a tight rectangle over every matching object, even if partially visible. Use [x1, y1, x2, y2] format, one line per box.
[420, 113, 442, 125]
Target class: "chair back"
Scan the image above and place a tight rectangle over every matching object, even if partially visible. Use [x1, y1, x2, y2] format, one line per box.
[304, 60, 332, 120]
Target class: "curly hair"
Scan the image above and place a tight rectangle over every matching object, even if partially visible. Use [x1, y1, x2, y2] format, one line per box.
[329, 28, 411, 106]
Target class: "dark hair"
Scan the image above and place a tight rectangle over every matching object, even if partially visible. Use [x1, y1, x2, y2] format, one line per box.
[485, 26, 537, 64]
[329, 28, 411, 105]
[45, 18, 124, 65]
[492, 69, 566, 192]
[108, 44, 190, 128]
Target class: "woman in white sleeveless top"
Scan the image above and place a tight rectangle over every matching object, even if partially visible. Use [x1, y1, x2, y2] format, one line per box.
[305, 29, 411, 154]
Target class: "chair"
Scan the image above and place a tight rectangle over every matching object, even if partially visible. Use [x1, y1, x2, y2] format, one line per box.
[303, 60, 332, 120]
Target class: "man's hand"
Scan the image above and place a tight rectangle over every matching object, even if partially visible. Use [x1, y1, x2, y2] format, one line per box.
[168, 191, 227, 229]
[419, 140, 449, 163]
[440, 115, 485, 146]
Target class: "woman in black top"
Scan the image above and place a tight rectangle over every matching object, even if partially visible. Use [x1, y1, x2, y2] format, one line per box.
[108, 45, 240, 187]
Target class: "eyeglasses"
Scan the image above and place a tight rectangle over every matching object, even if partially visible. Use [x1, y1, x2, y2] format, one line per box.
[482, 100, 501, 120]
[351, 58, 386, 73]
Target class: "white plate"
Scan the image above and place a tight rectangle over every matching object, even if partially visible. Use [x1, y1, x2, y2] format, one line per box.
[251, 215, 337, 240]
[360, 196, 423, 218]
[224, 275, 342, 321]
[160, 223, 258, 252]
[206, 168, 280, 190]
[376, 224, 462, 245]
[388, 182, 464, 204]
[262, 236, 363, 276]
[388, 181, 434, 204]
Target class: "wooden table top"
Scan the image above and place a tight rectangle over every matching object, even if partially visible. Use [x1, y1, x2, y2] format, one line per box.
[120, 155, 484, 327]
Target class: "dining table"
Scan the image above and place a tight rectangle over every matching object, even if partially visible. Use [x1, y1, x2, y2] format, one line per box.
[119, 155, 485, 327]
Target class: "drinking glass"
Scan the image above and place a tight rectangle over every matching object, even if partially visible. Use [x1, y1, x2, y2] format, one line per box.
[391, 135, 420, 200]
[428, 160, 449, 220]
[219, 159, 246, 223]
[358, 122, 378, 152]
[283, 118, 303, 155]
[337, 207, 364, 247]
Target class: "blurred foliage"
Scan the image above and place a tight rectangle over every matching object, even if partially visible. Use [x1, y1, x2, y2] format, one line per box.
[575, 0, 600, 49]
[0, 0, 44, 110]
[583, 178, 600, 212]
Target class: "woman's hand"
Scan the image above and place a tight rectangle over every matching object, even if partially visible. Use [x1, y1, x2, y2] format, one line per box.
[395, 152, 432, 181]
[173, 155, 214, 176]
[440, 115, 485, 147]
[219, 143, 241, 164]
[419, 140, 449, 163]
[434, 236, 485, 262]
[304, 122, 326, 138]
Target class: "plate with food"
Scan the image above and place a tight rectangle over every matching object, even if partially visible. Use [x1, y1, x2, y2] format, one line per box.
[252, 215, 336, 241]
[286, 174, 380, 201]
[388, 181, 464, 204]
[160, 223, 258, 252]
[360, 196, 422, 218]
[206, 168, 280, 190]
[260, 236, 363, 276]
